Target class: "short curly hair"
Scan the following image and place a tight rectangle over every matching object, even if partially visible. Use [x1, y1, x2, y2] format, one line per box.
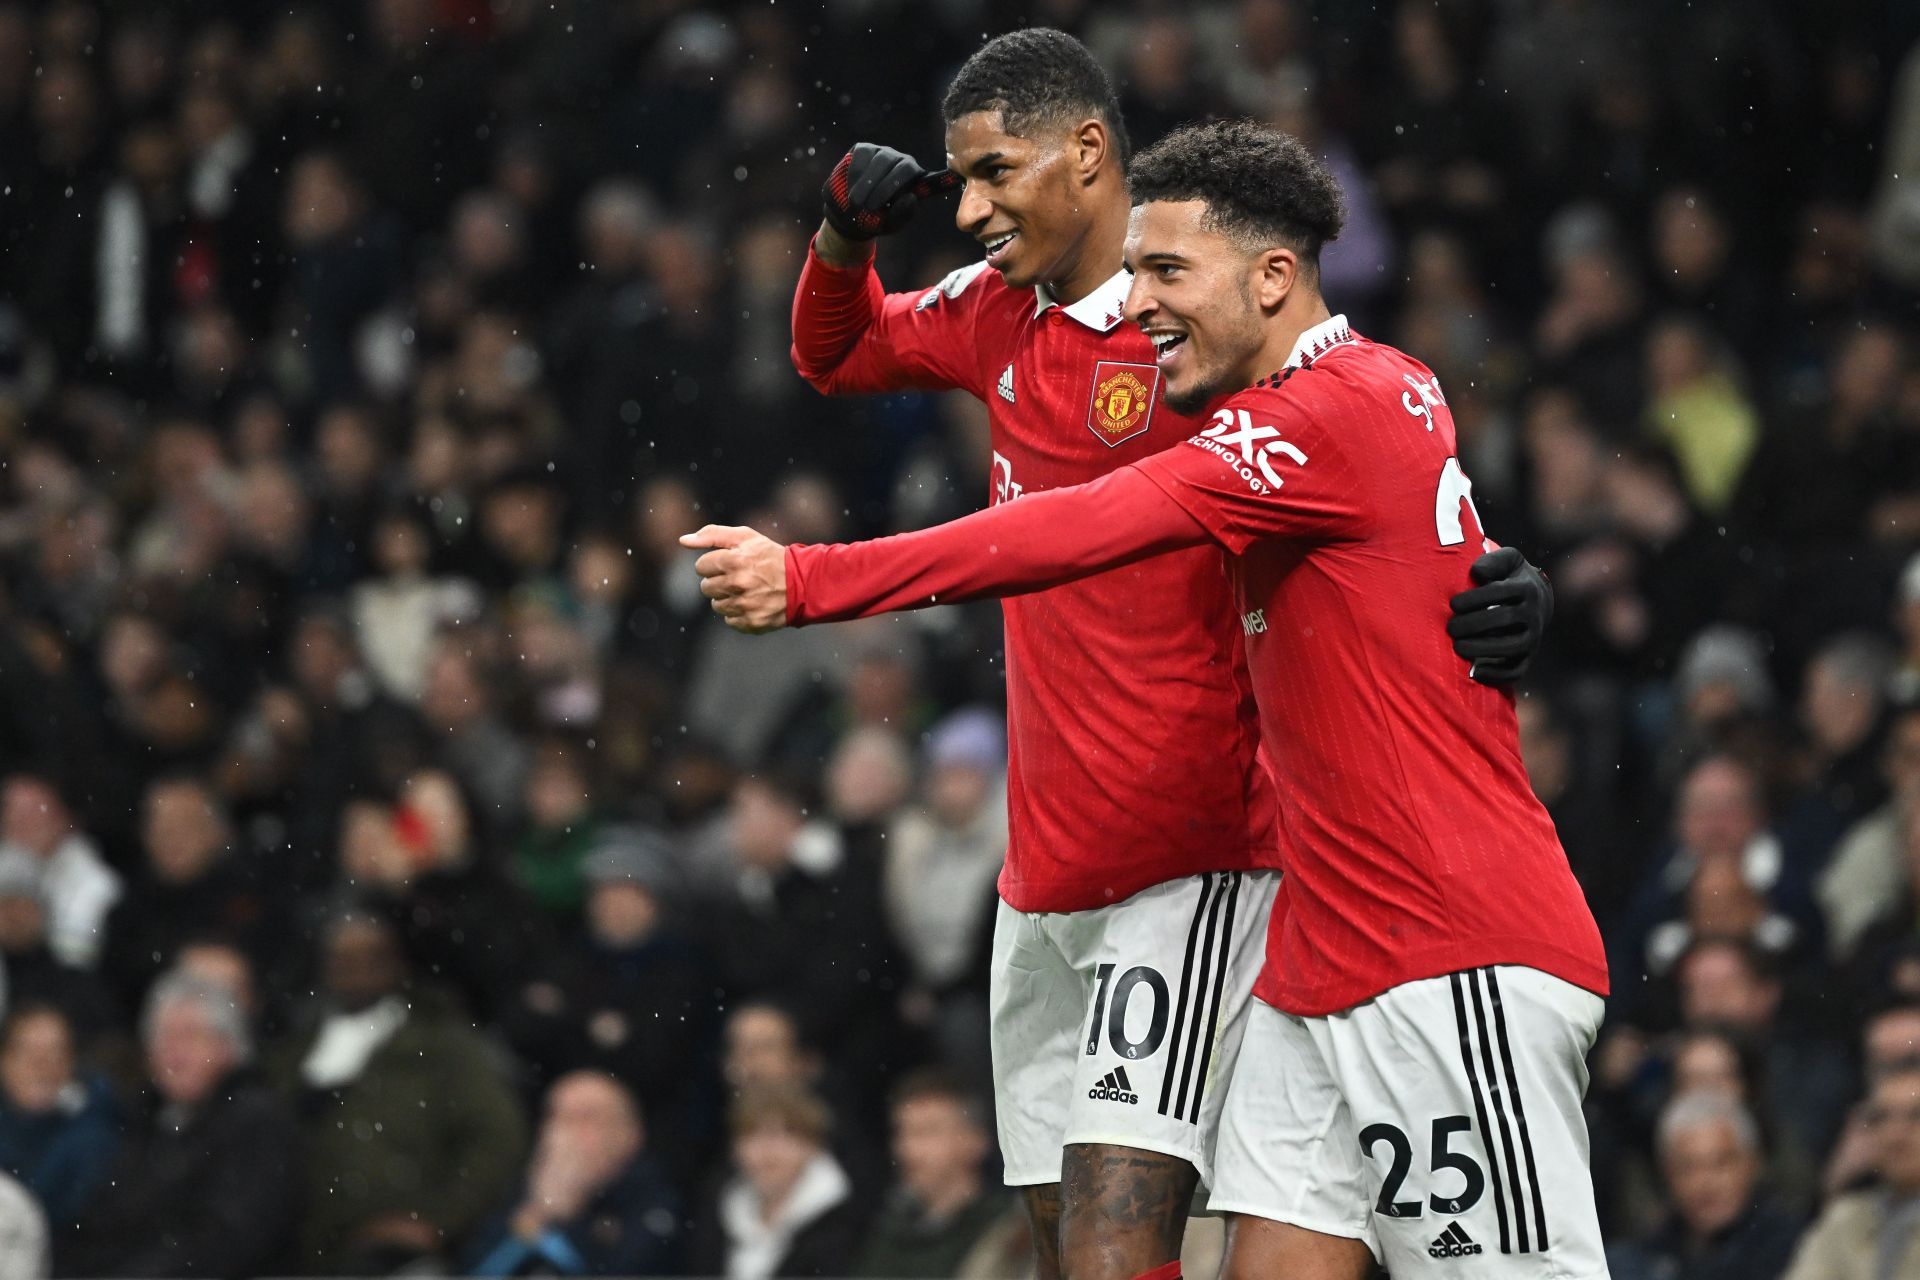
[942, 28, 1131, 164]
[1127, 119, 1345, 267]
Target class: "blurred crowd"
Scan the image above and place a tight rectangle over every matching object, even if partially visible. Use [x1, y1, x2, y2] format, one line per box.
[0, 0, 1911, 1275]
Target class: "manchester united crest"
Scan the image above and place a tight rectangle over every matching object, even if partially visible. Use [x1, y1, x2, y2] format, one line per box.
[1087, 361, 1159, 447]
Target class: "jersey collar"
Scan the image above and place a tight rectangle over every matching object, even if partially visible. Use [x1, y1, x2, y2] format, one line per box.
[1284, 314, 1355, 368]
[1033, 268, 1132, 332]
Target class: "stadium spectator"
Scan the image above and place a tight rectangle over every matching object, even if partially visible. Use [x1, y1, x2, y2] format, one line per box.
[688, 1083, 863, 1280]
[270, 911, 527, 1273]
[824, 725, 914, 836]
[0, 861, 117, 1045]
[511, 739, 606, 916]
[882, 708, 1004, 1076]
[1781, 632, 1896, 856]
[0, 777, 117, 972]
[705, 773, 904, 1097]
[498, 826, 715, 1180]
[1609, 1093, 1803, 1280]
[99, 772, 275, 1013]
[349, 503, 482, 704]
[1783, 1062, 1920, 1278]
[1819, 701, 1920, 961]
[1679, 940, 1854, 1181]
[0, 1005, 116, 1233]
[853, 1068, 1027, 1279]
[60, 971, 301, 1277]
[467, 1071, 683, 1277]
[419, 636, 532, 840]
[1616, 756, 1818, 1009]
[338, 768, 531, 1024]
[1824, 1001, 1920, 1197]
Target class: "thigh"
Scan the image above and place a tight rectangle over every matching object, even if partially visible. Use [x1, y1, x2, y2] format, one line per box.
[1221, 1215, 1377, 1280]
[991, 900, 1086, 1187]
[1207, 1000, 1379, 1254]
[1324, 966, 1610, 1280]
[1059, 871, 1280, 1186]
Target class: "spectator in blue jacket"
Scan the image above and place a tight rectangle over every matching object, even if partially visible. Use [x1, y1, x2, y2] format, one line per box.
[0, 1004, 116, 1233]
[468, 1070, 681, 1277]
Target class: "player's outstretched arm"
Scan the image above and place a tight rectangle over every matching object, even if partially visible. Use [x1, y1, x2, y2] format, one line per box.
[791, 143, 971, 397]
[681, 468, 1211, 633]
[1446, 546, 1554, 684]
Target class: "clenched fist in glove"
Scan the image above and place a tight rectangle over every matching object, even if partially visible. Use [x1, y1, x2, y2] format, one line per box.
[821, 143, 961, 241]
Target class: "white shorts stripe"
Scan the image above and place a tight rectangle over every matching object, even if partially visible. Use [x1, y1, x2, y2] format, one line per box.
[1486, 969, 1551, 1250]
[1182, 872, 1243, 1124]
[1156, 873, 1218, 1117]
[1448, 972, 1512, 1253]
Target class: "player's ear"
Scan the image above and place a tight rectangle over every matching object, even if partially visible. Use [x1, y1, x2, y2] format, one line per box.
[1073, 118, 1109, 185]
[1253, 246, 1299, 312]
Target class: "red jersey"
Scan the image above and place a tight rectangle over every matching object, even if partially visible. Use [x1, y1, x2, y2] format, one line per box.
[792, 247, 1279, 913]
[784, 318, 1607, 1014]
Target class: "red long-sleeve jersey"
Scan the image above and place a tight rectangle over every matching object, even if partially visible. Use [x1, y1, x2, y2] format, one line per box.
[792, 246, 1279, 912]
[787, 321, 1607, 1015]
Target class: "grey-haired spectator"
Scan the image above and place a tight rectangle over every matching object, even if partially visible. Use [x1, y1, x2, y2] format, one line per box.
[1662, 627, 1780, 782]
[1609, 1093, 1803, 1280]
[61, 971, 301, 1277]
[1785, 632, 1896, 856]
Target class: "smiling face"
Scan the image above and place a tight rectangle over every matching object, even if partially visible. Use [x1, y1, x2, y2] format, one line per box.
[1123, 200, 1277, 413]
[946, 111, 1102, 291]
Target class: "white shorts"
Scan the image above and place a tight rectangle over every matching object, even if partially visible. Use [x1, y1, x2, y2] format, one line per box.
[991, 870, 1280, 1187]
[1212, 965, 1608, 1279]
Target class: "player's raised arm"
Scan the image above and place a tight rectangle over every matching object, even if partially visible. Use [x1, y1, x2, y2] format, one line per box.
[790, 143, 980, 397]
[681, 467, 1210, 633]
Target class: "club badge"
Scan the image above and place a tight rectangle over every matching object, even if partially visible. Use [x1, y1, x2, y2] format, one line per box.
[1087, 362, 1158, 447]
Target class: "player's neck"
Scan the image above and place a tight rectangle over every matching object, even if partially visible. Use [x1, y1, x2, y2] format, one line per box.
[1247, 293, 1334, 383]
[1040, 186, 1131, 307]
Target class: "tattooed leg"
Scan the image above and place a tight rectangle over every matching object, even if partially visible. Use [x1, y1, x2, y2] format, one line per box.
[1058, 1143, 1199, 1280]
[1024, 1182, 1065, 1280]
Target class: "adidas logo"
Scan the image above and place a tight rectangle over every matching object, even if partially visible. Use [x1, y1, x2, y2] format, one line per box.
[1427, 1223, 1482, 1259]
[1088, 1066, 1138, 1105]
[997, 363, 1016, 404]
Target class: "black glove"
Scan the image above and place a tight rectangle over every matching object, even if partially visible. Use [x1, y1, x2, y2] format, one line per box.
[821, 143, 961, 241]
[1447, 547, 1553, 684]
